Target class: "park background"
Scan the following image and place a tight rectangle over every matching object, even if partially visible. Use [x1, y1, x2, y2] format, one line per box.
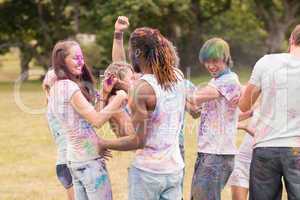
[0, 0, 299, 199]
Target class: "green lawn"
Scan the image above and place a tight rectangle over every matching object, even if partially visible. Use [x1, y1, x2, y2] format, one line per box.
[0, 52, 287, 200]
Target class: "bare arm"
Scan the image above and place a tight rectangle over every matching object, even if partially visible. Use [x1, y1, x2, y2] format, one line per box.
[100, 80, 152, 151]
[188, 85, 220, 106]
[42, 69, 57, 104]
[71, 90, 127, 128]
[239, 83, 261, 112]
[185, 100, 201, 119]
[238, 110, 253, 121]
[112, 16, 129, 62]
[108, 95, 134, 137]
[237, 122, 255, 137]
[95, 88, 109, 112]
[95, 75, 118, 112]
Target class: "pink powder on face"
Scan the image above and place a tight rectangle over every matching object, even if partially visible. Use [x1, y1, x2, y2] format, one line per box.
[74, 45, 84, 66]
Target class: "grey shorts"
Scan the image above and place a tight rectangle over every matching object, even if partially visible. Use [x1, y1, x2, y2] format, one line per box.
[56, 164, 73, 189]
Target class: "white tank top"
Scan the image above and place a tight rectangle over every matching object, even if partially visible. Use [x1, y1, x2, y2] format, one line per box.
[132, 73, 185, 174]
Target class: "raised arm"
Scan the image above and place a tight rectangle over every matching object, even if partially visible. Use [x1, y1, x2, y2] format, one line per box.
[112, 16, 129, 62]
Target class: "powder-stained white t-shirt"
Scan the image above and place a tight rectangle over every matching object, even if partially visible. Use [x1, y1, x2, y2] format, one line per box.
[198, 72, 241, 155]
[249, 53, 300, 148]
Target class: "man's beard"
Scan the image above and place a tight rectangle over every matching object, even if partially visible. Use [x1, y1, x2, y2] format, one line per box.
[133, 63, 141, 73]
[131, 54, 141, 73]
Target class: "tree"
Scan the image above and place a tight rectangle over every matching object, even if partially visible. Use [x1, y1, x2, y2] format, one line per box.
[204, 0, 267, 68]
[0, 0, 39, 80]
[253, 0, 300, 53]
[83, 0, 232, 71]
[0, 0, 82, 80]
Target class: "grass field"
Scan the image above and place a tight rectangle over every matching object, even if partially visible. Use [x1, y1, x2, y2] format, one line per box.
[0, 51, 287, 200]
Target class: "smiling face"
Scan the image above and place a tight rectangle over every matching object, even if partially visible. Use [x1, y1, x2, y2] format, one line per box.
[199, 38, 232, 77]
[65, 45, 85, 76]
[204, 59, 226, 77]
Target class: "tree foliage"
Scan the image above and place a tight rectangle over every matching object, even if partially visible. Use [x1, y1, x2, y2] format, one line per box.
[0, 0, 300, 80]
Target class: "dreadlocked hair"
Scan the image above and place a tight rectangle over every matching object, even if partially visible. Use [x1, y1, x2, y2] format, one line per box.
[130, 27, 181, 90]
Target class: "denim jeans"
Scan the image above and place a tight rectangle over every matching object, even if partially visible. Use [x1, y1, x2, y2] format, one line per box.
[128, 166, 183, 200]
[190, 153, 235, 200]
[68, 158, 112, 200]
[249, 147, 300, 200]
[179, 143, 185, 199]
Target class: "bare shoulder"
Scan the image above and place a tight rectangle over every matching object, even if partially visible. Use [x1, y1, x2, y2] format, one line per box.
[108, 95, 116, 103]
[132, 79, 155, 96]
[130, 79, 156, 111]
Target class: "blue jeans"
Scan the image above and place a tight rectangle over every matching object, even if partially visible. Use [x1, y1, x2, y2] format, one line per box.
[190, 153, 234, 200]
[179, 144, 185, 200]
[68, 159, 112, 200]
[128, 166, 183, 200]
[250, 147, 300, 200]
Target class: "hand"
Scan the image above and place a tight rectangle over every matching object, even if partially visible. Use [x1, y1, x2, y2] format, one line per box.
[97, 138, 112, 161]
[115, 16, 129, 32]
[230, 94, 240, 106]
[100, 149, 113, 161]
[101, 74, 117, 95]
[43, 69, 57, 88]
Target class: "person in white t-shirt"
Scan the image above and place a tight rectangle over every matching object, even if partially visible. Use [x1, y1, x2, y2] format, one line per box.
[48, 40, 127, 200]
[188, 38, 241, 200]
[239, 24, 300, 200]
[43, 69, 75, 200]
[228, 109, 258, 200]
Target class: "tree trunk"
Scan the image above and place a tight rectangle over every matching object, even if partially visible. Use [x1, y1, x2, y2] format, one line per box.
[178, 27, 203, 73]
[19, 49, 32, 81]
[73, 0, 80, 33]
[265, 24, 287, 53]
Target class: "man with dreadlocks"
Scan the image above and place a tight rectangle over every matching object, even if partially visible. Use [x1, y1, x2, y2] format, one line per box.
[99, 27, 186, 200]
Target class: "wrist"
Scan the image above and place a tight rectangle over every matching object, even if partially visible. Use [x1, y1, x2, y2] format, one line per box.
[114, 31, 123, 40]
[102, 140, 108, 149]
[99, 90, 109, 100]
